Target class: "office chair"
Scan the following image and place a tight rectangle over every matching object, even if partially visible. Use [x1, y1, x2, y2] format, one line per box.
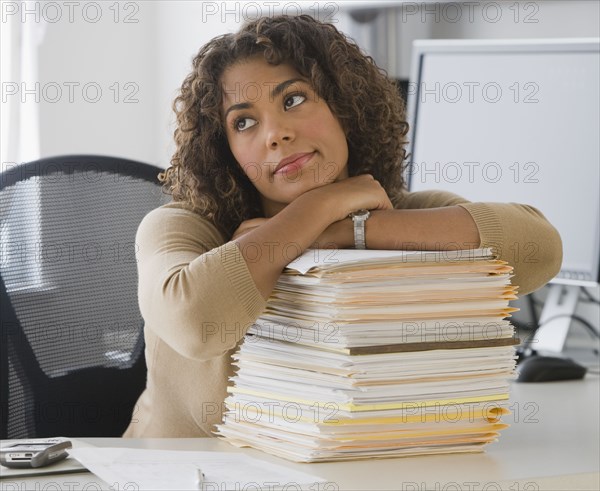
[0, 155, 170, 438]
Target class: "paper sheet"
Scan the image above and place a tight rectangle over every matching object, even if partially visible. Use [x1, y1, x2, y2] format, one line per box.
[68, 447, 326, 491]
[286, 248, 494, 275]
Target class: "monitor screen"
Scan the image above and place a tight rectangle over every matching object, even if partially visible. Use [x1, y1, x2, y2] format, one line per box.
[406, 38, 600, 287]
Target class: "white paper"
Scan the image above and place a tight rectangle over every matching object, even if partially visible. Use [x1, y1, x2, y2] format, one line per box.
[286, 248, 494, 275]
[68, 447, 326, 491]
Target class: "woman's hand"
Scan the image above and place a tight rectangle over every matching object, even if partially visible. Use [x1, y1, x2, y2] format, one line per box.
[233, 174, 392, 247]
[231, 218, 269, 240]
[308, 174, 393, 222]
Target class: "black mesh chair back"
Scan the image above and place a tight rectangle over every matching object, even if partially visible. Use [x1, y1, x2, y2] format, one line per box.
[0, 155, 170, 438]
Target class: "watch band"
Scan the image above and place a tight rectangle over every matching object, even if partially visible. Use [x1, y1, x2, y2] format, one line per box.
[349, 209, 370, 249]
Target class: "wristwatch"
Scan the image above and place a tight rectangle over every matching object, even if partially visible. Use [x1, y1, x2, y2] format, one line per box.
[349, 209, 370, 249]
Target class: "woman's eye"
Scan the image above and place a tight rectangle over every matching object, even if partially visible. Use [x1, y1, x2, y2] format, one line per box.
[234, 117, 257, 132]
[284, 93, 306, 110]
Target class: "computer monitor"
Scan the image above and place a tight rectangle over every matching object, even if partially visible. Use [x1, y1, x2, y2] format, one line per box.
[406, 38, 600, 352]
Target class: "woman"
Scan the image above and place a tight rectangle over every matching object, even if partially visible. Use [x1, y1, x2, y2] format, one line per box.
[123, 15, 561, 438]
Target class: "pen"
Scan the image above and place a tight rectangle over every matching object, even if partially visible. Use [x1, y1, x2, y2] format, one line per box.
[196, 467, 205, 490]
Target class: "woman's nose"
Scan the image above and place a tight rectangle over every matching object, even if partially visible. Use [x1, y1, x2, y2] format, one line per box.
[265, 118, 294, 149]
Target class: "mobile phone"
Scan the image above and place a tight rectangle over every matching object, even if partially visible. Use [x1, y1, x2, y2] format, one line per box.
[0, 439, 72, 468]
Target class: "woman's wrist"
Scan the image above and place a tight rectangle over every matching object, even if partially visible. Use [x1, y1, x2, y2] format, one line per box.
[323, 217, 354, 249]
[365, 209, 395, 250]
[298, 185, 347, 224]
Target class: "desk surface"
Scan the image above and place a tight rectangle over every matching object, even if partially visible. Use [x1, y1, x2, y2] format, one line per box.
[1, 377, 599, 491]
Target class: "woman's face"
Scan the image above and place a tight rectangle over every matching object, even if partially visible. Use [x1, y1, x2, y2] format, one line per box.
[221, 56, 349, 217]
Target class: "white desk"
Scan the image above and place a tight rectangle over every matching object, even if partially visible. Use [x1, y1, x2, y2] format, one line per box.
[1, 377, 599, 491]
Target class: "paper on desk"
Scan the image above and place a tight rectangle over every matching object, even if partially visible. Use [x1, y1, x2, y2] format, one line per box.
[68, 447, 326, 491]
[286, 248, 495, 275]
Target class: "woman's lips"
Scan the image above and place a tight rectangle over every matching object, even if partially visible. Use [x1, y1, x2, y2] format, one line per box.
[274, 152, 316, 175]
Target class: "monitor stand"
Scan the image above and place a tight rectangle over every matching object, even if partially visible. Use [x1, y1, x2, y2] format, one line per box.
[532, 284, 580, 353]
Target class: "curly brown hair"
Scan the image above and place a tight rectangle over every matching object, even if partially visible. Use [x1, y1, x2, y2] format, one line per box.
[160, 14, 409, 238]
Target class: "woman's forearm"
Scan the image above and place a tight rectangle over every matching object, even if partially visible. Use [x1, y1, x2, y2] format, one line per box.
[367, 206, 481, 250]
[234, 192, 338, 300]
[315, 206, 481, 251]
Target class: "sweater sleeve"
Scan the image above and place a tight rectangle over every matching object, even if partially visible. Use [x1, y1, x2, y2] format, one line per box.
[135, 202, 267, 361]
[400, 190, 563, 295]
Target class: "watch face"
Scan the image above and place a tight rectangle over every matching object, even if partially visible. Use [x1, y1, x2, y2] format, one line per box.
[352, 209, 370, 220]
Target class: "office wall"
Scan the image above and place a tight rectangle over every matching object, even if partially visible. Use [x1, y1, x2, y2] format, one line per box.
[340, 1, 600, 79]
[28, 1, 240, 168]
[35, 2, 158, 165]
[28, 1, 600, 167]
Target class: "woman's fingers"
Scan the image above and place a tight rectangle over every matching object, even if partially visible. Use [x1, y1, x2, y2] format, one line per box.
[326, 174, 393, 216]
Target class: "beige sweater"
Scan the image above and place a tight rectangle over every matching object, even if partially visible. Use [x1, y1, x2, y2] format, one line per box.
[123, 190, 562, 438]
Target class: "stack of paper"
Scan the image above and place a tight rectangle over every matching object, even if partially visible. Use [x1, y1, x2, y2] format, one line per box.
[216, 248, 519, 462]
